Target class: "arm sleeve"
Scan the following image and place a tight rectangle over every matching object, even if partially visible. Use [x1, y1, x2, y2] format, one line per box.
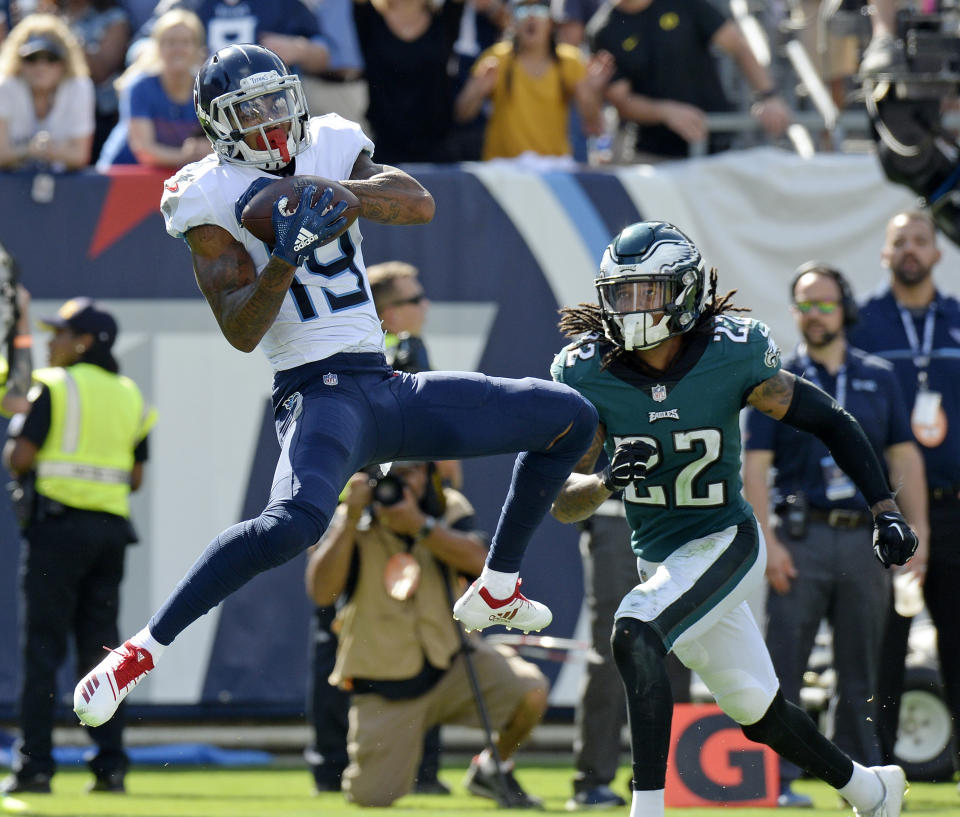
[781, 376, 892, 507]
[17, 385, 51, 447]
[134, 434, 149, 463]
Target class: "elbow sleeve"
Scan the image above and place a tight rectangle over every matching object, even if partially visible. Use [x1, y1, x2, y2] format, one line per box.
[781, 377, 892, 507]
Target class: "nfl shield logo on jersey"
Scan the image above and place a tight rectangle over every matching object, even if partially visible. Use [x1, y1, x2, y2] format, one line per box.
[652, 384, 667, 402]
[323, 373, 339, 386]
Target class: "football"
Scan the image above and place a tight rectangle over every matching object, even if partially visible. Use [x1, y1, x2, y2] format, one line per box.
[240, 175, 361, 247]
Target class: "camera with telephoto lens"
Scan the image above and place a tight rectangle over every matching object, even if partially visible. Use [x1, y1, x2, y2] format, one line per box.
[863, 3, 960, 249]
[371, 472, 406, 507]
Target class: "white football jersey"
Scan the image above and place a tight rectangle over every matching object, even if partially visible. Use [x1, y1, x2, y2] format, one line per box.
[161, 115, 386, 371]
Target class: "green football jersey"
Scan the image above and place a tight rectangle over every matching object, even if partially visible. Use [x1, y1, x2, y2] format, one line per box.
[551, 315, 782, 561]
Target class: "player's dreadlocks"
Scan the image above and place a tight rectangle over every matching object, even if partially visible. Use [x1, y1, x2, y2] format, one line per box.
[557, 268, 750, 370]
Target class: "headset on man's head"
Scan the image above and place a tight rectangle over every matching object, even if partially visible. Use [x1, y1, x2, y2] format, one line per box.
[790, 261, 859, 328]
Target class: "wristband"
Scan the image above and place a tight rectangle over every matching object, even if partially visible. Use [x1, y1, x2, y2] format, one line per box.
[753, 88, 778, 103]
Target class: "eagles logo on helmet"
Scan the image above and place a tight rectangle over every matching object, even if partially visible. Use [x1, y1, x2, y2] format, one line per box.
[595, 221, 705, 350]
[194, 44, 311, 172]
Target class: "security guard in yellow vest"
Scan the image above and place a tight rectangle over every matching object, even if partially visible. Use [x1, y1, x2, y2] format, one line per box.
[2, 298, 156, 796]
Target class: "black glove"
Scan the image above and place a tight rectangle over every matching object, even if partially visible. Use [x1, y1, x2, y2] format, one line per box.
[600, 440, 656, 492]
[271, 185, 349, 267]
[873, 511, 919, 567]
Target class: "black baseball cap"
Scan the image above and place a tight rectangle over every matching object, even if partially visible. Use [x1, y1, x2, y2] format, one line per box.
[39, 297, 118, 347]
[19, 35, 65, 60]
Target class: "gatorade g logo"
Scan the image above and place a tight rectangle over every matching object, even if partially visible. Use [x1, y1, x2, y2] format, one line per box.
[665, 705, 777, 807]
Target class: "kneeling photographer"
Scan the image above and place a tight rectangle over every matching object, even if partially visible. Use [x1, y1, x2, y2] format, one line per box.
[305, 461, 548, 808]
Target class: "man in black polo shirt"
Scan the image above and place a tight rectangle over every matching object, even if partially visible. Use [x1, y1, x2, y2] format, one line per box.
[744, 263, 928, 808]
[847, 210, 960, 780]
[586, 0, 790, 161]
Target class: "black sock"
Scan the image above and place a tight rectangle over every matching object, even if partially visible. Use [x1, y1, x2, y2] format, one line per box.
[741, 691, 854, 789]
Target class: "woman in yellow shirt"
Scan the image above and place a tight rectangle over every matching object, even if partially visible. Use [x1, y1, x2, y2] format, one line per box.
[454, 0, 613, 161]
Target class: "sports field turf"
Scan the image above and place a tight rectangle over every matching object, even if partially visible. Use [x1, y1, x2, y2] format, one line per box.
[1, 765, 958, 816]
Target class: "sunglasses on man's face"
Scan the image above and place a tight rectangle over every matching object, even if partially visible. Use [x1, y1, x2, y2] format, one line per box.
[794, 300, 839, 314]
[513, 4, 551, 20]
[389, 293, 426, 307]
[23, 52, 62, 64]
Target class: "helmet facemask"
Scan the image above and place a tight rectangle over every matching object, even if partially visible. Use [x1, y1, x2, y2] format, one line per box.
[198, 71, 310, 171]
[596, 254, 704, 351]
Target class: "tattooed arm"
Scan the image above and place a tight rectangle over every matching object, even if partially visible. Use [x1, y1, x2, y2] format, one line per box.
[744, 369, 795, 420]
[748, 370, 897, 515]
[187, 224, 295, 353]
[342, 151, 435, 225]
[551, 423, 612, 523]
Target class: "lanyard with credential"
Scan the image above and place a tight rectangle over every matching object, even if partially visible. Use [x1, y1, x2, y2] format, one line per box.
[798, 349, 846, 408]
[897, 304, 936, 377]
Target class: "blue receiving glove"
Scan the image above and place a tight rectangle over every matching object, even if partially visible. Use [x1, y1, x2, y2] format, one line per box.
[873, 511, 919, 568]
[271, 185, 349, 267]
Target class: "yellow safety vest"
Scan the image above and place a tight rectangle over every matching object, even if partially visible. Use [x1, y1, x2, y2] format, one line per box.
[32, 363, 157, 518]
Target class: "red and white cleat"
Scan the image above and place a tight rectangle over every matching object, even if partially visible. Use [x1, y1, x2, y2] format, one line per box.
[453, 578, 552, 633]
[74, 641, 155, 727]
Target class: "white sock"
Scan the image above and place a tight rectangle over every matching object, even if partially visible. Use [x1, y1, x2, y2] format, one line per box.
[478, 567, 519, 599]
[630, 788, 665, 817]
[476, 747, 512, 773]
[838, 763, 884, 813]
[129, 627, 166, 662]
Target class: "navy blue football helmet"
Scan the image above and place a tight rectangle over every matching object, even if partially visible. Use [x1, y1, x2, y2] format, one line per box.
[194, 44, 310, 171]
[596, 221, 705, 350]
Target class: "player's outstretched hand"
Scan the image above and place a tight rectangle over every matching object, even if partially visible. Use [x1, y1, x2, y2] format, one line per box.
[873, 510, 919, 568]
[601, 439, 656, 492]
[271, 185, 349, 267]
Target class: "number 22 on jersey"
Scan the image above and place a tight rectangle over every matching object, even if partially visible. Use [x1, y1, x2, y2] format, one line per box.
[613, 431, 727, 509]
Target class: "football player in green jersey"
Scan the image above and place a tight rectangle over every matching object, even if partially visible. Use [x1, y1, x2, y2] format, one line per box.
[550, 222, 917, 817]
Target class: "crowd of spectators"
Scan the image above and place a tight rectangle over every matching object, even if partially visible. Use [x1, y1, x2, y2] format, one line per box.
[0, 0, 889, 174]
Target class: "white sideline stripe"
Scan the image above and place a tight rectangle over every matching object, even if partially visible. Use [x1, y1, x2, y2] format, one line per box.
[470, 166, 595, 308]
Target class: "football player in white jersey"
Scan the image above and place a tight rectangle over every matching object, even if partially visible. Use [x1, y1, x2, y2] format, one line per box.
[73, 44, 599, 728]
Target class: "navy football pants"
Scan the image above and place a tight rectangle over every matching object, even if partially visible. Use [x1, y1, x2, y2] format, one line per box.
[150, 353, 597, 644]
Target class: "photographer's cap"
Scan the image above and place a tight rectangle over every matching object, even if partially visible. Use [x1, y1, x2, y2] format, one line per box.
[39, 297, 118, 347]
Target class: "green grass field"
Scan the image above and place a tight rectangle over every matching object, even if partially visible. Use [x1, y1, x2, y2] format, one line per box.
[2, 765, 958, 817]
